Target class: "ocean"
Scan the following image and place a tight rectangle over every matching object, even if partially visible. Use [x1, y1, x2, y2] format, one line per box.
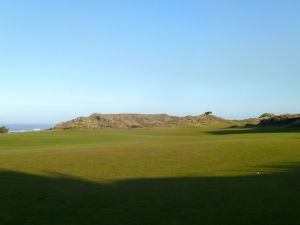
[2, 124, 53, 133]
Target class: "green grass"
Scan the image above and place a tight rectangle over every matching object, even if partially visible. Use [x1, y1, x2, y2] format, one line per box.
[0, 127, 300, 225]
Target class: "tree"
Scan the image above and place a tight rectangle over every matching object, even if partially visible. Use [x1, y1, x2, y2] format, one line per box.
[204, 111, 212, 115]
[0, 126, 9, 134]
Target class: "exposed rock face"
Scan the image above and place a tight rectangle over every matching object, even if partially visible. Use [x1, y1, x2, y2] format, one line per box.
[54, 113, 228, 129]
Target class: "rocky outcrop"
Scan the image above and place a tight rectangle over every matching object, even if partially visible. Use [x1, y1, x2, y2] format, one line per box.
[54, 113, 229, 129]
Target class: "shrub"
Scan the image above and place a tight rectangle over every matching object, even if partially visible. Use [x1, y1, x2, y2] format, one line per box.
[259, 113, 276, 118]
[0, 126, 9, 134]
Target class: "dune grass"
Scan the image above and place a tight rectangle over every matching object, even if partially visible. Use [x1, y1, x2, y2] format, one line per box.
[0, 127, 300, 225]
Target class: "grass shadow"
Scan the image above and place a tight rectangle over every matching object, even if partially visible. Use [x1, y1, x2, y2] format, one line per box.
[208, 126, 300, 135]
[1, 163, 300, 225]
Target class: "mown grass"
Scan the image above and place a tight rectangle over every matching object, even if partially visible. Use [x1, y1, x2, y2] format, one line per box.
[0, 127, 300, 225]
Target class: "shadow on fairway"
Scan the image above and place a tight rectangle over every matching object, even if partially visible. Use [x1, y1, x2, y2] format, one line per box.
[1, 164, 300, 225]
[208, 127, 300, 135]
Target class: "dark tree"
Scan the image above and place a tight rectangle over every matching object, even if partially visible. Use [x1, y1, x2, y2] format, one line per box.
[0, 126, 9, 134]
[204, 111, 212, 115]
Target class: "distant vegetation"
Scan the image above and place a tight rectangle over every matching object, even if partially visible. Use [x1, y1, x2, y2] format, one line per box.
[259, 113, 276, 118]
[54, 112, 300, 130]
[54, 113, 227, 129]
[0, 126, 8, 134]
[259, 114, 300, 128]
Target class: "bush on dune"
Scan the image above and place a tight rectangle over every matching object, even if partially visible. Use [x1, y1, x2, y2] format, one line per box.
[0, 126, 8, 134]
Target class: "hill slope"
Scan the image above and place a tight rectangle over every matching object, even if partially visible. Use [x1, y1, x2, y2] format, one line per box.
[258, 114, 300, 128]
[54, 113, 300, 129]
[54, 113, 228, 129]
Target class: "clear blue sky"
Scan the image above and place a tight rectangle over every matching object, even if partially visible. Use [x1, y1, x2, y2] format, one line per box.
[1, 0, 299, 124]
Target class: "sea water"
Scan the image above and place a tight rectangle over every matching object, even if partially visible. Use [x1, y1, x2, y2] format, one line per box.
[2, 124, 53, 133]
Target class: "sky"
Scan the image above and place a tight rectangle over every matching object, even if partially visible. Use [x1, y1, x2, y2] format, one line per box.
[0, 0, 300, 124]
